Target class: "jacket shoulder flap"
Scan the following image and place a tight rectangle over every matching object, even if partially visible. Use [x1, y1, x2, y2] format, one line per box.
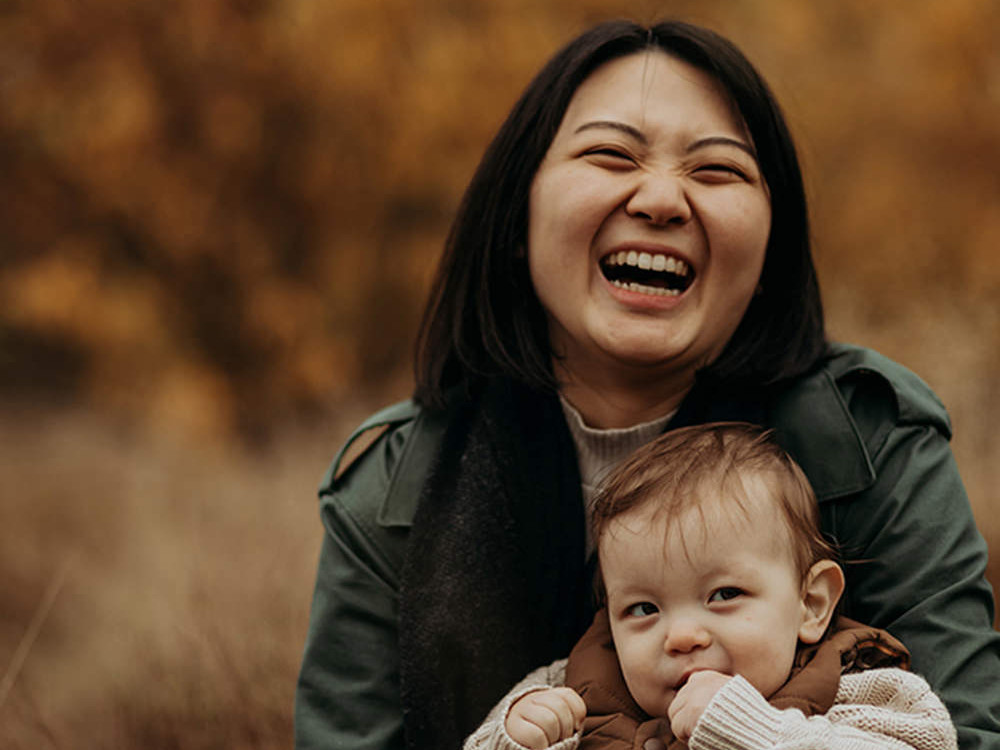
[770, 344, 950, 502]
[824, 342, 951, 438]
[319, 399, 446, 530]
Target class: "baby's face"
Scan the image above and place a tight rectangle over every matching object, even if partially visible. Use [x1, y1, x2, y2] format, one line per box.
[600, 485, 812, 718]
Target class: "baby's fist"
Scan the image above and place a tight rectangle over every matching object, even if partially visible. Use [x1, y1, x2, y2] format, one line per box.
[667, 670, 732, 743]
[505, 687, 586, 749]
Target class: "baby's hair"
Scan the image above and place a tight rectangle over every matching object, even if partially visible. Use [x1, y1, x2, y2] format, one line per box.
[592, 422, 837, 579]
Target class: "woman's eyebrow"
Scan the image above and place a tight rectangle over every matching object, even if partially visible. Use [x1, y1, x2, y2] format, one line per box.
[573, 125, 757, 162]
[686, 136, 757, 160]
[573, 120, 648, 145]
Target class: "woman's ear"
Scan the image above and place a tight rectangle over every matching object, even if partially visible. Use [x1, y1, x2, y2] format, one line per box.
[798, 560, 845, 644]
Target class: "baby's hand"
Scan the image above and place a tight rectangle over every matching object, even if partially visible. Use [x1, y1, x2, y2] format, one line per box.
[667, 670, 732, 743]
[505, 687, 586, 749]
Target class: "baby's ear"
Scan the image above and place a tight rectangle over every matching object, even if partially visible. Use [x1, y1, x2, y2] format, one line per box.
[798, 560, 845, 644]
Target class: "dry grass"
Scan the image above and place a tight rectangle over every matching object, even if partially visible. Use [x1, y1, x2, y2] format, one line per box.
[0, 404, 375, 749]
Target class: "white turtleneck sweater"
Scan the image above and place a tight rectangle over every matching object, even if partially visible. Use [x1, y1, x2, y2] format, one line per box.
[558, 396, 675, 555]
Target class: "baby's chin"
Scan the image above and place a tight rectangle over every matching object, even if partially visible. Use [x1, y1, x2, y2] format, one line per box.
[636, 689, 677, 720]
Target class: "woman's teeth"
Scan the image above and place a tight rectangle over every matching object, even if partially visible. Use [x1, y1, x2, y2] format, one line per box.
[605, 250, 689, 277]
[601, 250, 693, 295]
[610, 279, 681, 296]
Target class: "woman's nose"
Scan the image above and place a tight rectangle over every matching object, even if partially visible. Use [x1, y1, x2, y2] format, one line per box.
[625, 171, 692, 226]
[663, 619, 712, 654]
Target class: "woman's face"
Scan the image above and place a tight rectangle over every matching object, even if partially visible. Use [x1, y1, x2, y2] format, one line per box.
[527, 51, 771, 392]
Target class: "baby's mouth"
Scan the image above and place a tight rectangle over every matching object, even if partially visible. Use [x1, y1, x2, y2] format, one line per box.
[674, 667, 724, 692]
[600, 250, 695, 297]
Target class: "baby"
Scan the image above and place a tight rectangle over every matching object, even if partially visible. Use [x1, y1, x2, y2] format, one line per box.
[466, 423, 956, 750]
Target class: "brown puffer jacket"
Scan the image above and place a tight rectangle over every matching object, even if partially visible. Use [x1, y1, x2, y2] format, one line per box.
[564, 609, 910, 750]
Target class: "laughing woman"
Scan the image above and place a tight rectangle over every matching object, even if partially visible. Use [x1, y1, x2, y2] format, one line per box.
[294, 20, 1000, 750]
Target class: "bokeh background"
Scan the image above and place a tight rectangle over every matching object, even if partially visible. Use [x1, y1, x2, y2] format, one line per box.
[2, 0, 998, 746]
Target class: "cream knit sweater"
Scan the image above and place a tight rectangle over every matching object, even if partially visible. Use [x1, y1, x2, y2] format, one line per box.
[464, 659, 957, 750]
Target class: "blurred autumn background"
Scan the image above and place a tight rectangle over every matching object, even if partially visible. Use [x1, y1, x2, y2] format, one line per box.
[1, 0, 998, 746]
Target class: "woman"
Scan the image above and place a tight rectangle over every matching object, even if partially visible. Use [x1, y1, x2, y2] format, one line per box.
[295, 20, 1000, 750]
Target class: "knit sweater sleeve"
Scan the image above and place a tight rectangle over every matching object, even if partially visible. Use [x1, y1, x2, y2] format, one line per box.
[689, 669, 957, 750]
[464, 658, 580, 750]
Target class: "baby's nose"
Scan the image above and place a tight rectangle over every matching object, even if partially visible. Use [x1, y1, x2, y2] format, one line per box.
[664, 619, 711, 653]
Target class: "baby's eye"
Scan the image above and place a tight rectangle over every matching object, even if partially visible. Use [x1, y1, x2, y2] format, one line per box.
[708, 587, 744, 603]
[626, 602, 659, 617]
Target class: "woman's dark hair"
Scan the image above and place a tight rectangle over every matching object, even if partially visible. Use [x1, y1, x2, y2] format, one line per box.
[413, 19, 826, 408]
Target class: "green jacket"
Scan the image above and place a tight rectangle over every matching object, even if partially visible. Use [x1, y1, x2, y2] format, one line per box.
[295, 344, 1000, 750]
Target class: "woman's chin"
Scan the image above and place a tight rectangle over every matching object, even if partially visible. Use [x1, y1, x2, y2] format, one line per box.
[601, 338, 702, 375]
[550, 316, 708, 387]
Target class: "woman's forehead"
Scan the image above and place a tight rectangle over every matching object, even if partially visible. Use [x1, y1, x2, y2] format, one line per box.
[559, 50, 743, 137]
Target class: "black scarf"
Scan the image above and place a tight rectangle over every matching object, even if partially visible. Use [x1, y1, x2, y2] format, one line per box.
[398, 378, 594, 750]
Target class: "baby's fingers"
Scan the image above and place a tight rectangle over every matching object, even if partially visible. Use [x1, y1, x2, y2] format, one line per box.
[506, 688, 586, 749]
[549, 687, 587, 732]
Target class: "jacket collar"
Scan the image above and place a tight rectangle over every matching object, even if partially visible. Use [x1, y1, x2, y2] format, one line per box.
[374, 361, 879, 533]
[669, 370, 877, 502]
[768, 368, 877, 501]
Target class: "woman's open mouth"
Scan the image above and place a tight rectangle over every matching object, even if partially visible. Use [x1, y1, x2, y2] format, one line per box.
[600, 250, 695, 297]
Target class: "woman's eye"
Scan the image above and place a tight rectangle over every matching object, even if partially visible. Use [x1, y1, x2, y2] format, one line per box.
[708, 587, 743, 603]
[585, 148, 635, 165]
[695, 164, 752, 183]
[626, 602, 659, 617]
[695, 163, 748, 180]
